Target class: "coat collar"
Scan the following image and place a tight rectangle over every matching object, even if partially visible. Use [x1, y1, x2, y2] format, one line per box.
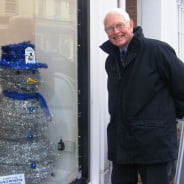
[100, 26, 144, 57]
[100, 26, 144, 66]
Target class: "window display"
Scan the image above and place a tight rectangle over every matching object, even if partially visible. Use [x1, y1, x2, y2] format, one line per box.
[0, 0, 78, 183]
[0, 41, 55, 184]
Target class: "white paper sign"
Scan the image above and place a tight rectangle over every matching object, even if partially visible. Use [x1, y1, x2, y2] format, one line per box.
[0, 174, 25, 184]
[25, 47, 36, 64]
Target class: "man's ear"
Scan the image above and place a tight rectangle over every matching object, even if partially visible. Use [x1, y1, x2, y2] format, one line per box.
[129, 19, 134, 29]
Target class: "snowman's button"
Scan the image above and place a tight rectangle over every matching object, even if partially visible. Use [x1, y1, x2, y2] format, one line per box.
[28, 107, 35, 112]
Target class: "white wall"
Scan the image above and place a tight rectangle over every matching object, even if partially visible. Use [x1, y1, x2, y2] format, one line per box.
[137, 0, 162, 39]
[137, 0, 178, 51]
[160, 0, 178, 51]
[89, 1, 120, 184]
[177, 0, 184, 60]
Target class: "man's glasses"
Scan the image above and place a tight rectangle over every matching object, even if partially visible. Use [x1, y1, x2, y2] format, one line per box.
[105, 22, 126, 34]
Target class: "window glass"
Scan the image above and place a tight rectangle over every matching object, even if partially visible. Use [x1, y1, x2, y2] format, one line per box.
[5, 0, 17, 14]
[0, 0, 78, 183]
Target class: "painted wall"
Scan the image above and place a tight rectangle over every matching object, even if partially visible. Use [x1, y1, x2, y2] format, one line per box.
[89, 1, 121, 184]
[137, 0, 178, 51]
[160, 0, 178, 51]
[137, 0, 162, 39]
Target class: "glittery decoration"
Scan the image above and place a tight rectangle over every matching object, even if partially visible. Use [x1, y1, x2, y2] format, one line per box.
[27, 135, 34, 141]
[27, 77, 38, 84]
[3, 91, 51, 117]
[0, 42, 48, 70]
[0, 42, 55, 184]
[31, 163, 37, 169]
[1, 41, 35, 62]
[28, 107, 35, 113]
[0, 61, 48, 70]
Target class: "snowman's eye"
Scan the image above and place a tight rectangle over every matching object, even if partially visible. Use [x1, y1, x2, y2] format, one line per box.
[16, 71, 21, 75]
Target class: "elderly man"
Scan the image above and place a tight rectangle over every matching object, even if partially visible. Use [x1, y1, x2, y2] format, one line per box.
[100, 8, 184, 184]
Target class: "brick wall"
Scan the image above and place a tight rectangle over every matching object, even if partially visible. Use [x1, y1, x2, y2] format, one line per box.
[126, 0, 137, 26]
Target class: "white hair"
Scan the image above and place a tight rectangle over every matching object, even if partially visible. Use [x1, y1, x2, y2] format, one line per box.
[104, 8, 130, 23]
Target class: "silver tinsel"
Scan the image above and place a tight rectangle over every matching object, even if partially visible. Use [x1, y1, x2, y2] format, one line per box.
[0, 68, 55, 184]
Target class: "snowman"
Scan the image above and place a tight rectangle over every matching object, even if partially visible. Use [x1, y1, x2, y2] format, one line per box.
[0, 41, 55, 184]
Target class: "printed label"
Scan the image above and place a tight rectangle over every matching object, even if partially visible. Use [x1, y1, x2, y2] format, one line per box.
[0, 174, 25, 184]
[25, 47, 36, 64]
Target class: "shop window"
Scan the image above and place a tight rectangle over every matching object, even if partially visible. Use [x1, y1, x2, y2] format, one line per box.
[0, 0, 88, 183]
[43, 0, 72, 21]
[35, 0, 45, 17]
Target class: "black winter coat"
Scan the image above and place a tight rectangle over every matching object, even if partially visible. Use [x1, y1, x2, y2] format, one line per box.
[100, 26, 184, 164]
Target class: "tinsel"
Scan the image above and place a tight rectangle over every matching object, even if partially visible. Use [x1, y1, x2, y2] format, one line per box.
[0, 41, 48, 70]
[0, 96, 50, 140]
[0, 69, 41, 94]
[0, 42, 55, 184]
[0, 61, 48, 70]
[3, 90, 51, 118]
[1, 41, 34, 62]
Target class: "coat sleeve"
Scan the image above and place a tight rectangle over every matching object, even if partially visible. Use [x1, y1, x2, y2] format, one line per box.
[156, 42, 184, 119]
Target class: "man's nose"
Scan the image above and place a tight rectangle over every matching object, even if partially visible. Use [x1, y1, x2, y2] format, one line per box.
[113, 26, 120, 33]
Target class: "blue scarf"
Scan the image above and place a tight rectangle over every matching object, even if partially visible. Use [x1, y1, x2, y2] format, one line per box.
[3, 90, 51, 118]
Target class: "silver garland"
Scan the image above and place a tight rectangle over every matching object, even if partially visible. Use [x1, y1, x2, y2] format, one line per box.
[0, 69, 55, 184]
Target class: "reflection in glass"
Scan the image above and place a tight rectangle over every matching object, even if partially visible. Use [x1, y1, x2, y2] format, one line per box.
[5, 0, 17, 14]
[35, 0, 78, 183]
[0, 0, 78, 183]
[0, 1, 34, 45]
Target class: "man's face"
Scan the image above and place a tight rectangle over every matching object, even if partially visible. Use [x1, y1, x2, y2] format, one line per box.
[104, 13, 134, 48]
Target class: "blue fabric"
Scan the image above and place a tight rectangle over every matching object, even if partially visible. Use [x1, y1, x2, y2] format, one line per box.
[0, 61, 48, 70]
[3, 90, 51, 118]
[1, 41, 34, 62]
[0, 41, 48, 70]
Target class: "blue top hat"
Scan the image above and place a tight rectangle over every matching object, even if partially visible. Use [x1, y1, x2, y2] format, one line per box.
[0, 41, 48, 70]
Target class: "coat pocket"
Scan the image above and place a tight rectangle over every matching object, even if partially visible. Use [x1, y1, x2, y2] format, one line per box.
[132, 119, 165, 128]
